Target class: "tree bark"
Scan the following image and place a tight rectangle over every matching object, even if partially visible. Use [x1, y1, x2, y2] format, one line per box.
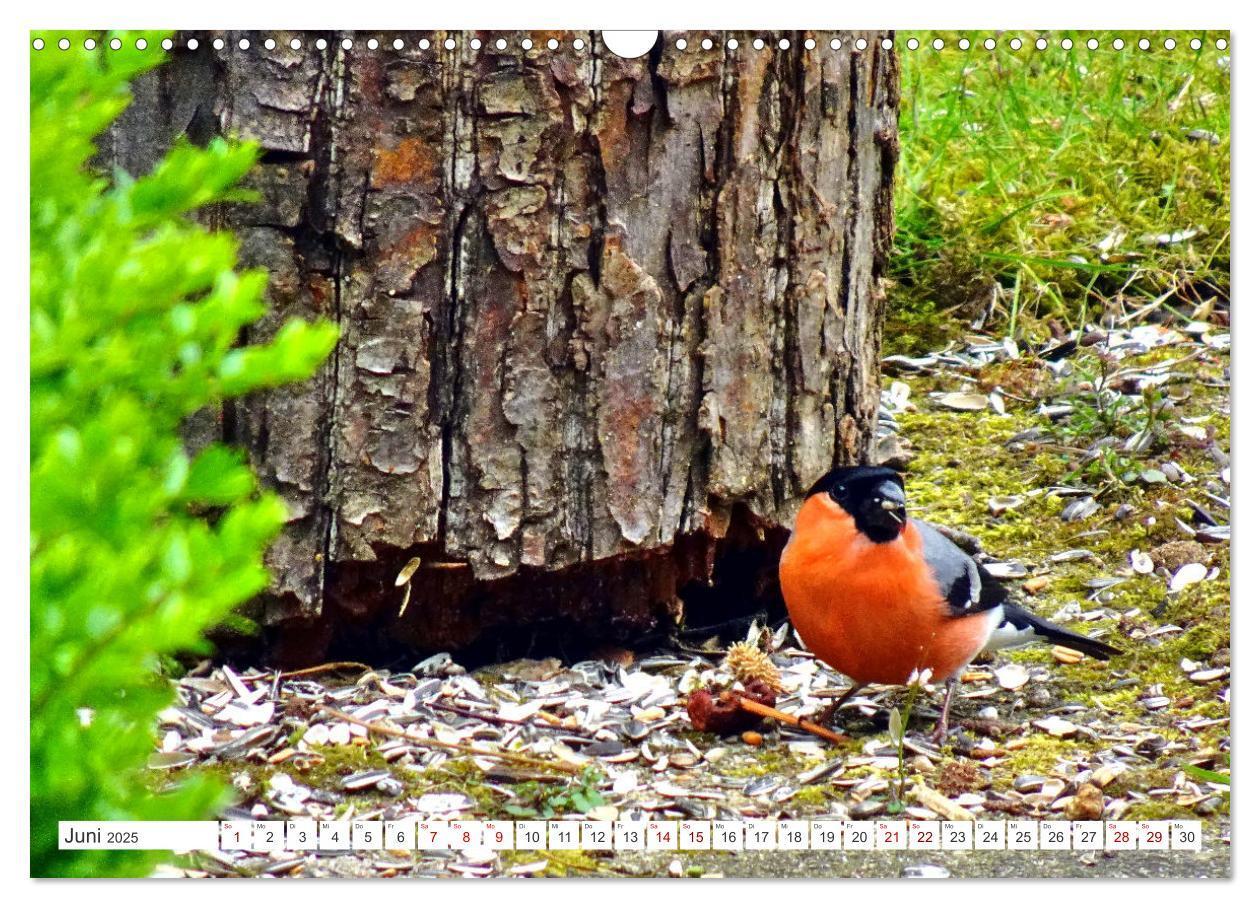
[107, 30, 899, 663]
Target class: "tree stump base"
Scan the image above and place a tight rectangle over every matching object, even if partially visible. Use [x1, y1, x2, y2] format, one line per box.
[109, 31, 900, 665]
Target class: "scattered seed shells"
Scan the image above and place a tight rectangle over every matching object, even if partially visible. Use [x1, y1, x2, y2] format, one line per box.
[995, 663, 1031, 691]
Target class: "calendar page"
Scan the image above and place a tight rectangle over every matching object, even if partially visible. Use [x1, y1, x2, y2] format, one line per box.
[29, 21, 1230, 883]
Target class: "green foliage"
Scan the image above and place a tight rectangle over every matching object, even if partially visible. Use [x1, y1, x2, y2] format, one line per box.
[502, 766, 608, 819]
[889, 31, 1230, 350]
[1182, 762, 1229, 788]
[30, 31, 337, 877]
[1055, 352, 1175, 492]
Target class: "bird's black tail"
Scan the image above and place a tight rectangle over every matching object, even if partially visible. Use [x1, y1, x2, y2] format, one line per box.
[1002, 603, 1122, 660]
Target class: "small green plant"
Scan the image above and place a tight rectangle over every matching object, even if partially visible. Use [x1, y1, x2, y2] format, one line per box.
[886, 669, 933, 813]
[31, 31, 337, 877]
[1057, 351, 1174, 491]
[502, 766, 608, 819]
[1182, 761, 1230, 788]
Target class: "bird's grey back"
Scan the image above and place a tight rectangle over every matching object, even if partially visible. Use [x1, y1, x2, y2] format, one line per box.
[913, 518, 986, 614]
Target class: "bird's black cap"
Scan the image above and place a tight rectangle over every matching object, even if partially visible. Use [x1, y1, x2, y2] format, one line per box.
[806, 465, 908, 542]
[805, 465, 904, 500]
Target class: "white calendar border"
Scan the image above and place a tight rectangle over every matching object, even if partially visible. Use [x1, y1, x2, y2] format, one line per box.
[57, 818, 1205, 854]
[7, 3, 1247, 904]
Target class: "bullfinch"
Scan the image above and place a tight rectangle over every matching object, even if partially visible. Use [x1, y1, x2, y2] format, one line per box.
[779, 465, 1121, 742]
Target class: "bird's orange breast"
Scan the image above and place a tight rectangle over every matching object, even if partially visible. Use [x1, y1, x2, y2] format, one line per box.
[779, 496, 992, 685]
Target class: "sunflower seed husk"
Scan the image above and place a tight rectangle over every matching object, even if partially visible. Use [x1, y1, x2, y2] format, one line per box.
[1051, 646, 1084, 665]
[1033, 716, 1078, 738]
[148, 751, 197, 770]
[395, 556, 422, 586]
[743, 775, 784, 797]
[938, 392, 990, 412]
[1189, 668, 1229, 683]
[984, 561, 1030, 579]
[1169, 562, 1209, 592]
[342, 769, 392, 791]
[1061, 496, 1101, 522]
[996, 663, 1031, 691]
[988, 495, 1025, 516]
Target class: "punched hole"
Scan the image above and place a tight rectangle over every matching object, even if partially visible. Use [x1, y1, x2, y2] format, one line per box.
[603, 30, 656, 58]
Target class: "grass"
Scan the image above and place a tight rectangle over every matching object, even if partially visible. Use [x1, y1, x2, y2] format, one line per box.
[887, 30, 1231, 354]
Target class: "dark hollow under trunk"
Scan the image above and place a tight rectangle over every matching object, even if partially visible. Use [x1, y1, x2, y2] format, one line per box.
[107, 30, 900, 666]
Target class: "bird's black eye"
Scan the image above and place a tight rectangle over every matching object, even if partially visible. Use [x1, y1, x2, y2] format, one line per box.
[829, 483, 846, 503]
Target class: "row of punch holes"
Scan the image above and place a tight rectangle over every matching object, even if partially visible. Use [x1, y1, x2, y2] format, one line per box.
[33, 34, 1230, 54]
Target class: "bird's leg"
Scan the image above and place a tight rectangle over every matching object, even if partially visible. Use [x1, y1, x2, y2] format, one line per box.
[929, 678, 958, 744]
[814, 681, 867, 727]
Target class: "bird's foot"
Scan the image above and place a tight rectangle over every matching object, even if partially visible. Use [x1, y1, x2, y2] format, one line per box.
[809, 682, 867, 728]
[928, 679, 958, 745]
[810, 699, 843, 728]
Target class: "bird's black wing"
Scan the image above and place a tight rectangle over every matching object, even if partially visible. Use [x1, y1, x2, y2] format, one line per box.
[913, 519, 1007, 618]
[995, 602, 1122, 659]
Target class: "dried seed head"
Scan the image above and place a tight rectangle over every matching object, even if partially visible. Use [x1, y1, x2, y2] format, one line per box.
[724, 642, 784, 693]
[1149, 540, 1208, 573]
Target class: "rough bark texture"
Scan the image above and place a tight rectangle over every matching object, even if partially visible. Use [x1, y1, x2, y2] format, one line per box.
[107, 30, 899, 664]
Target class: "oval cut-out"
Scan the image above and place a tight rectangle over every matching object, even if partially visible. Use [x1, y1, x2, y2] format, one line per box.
[602, 30, 659, 59]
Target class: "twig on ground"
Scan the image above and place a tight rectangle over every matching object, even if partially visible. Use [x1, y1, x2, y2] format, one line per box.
[427, 700, 597, 742]
[736, 696, 850, 745]
[240, 661, 376, 682]
[317, 704, 576, 773]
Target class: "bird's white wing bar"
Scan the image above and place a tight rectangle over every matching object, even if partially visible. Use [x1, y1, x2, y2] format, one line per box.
[984, 615, 1039, 651]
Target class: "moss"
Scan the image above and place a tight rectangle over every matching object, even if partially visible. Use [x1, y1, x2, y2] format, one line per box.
[980, 735, 1093, 793]
[300, 744, 391, 789]
[674, 727, 723, 748]
[1163, 580, 1231, 655]
[718, 738, 868, 788]
[146, 758, 265, 799]
[884, 301, 966, 357]
[150, 741, 514, 821]
[997, 737, 1079, 778]
[502, 849, 610, 878]
[1123, 800, 1202, 822]
[1106, 765, 1175, 796]
[976, 359, 1057, 399]
[409, 758, 504, 814]
[722, 746, 798, 779]
[791, 785, 834, 809]
[898, 406, 1070, 545]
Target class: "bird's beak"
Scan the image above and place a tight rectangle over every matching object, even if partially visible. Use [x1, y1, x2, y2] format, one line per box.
[875, 479, 906, 524]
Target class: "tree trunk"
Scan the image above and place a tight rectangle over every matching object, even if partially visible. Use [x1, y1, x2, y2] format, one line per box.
[107, 30, 899, 664]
